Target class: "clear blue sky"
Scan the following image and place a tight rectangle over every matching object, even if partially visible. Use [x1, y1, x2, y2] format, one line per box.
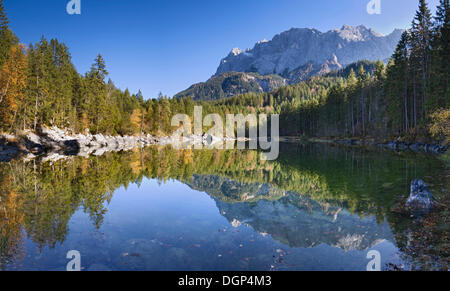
[5, 0, 440, 98]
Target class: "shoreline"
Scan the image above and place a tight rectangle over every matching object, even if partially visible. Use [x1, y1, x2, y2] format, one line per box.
[0, 127, 228, 162]
[306, 137, 449, 154]
[279, 136, 448, 155]
[1, 128, 448, 162]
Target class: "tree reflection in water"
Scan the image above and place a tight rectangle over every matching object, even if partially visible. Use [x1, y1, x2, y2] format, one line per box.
[0, 144, 448, 270]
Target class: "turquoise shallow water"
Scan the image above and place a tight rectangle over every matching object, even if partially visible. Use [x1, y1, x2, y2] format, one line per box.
[0, 143, 448, 270]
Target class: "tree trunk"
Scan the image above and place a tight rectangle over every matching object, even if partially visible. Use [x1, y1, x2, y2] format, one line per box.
[34, 76, 39, 131]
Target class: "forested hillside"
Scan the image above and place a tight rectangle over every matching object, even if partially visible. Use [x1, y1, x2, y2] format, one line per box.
[0, 0, 448, 143]
[174, 71, 287, 101]
[0, 1, 146, 135]
[203, 0, 449, 142]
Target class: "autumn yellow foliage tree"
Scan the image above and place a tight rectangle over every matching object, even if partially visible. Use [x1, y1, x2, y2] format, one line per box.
[429, 108, 450, 144]
[0, 44, 27, 131]
[130, 108, 143, 135]
[0, 175, 25, 268]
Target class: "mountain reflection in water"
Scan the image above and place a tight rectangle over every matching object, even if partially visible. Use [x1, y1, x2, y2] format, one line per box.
[0, 143, 448, 270]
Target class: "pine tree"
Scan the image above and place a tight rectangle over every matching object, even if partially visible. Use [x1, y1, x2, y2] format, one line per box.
[386, 31, 411, 132]
[347, 68, 357, 87]
[411, 0, 433, 118]
[429, 0, 449, 110]
[85, 54, 109, 133]
[374, 60, 386, 81]
[0, 0, 8, 32]
[347, 69, 357, 135]
[356, 65, 365, 133]
[0, 0, 17, 67]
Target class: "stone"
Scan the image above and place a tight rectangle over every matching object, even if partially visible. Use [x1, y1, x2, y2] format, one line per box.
[409, 143, 422, 152]
[406, 179, 435, 211]
[0, 146, 17, 156]
[0, 126, 235, 161]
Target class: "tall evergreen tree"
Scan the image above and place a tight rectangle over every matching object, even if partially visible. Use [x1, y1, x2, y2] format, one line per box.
[0, 0, 17, 67]
[411, 0, 433, 119]
[0, 0, 8, 31]
[85, 54, 109, 133]
[429, 0, 449, 110]
[386, 31, 411, 132]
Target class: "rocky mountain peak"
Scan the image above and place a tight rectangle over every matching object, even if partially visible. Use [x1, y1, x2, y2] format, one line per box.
[176, 25, 404, 101]
[229, 48, 244, 56]
[216, 25, 403, 77]
[334, 24, 384, 41]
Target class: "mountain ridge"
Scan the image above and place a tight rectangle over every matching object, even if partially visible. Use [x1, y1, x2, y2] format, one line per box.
[174, 71, 287, 101]
[175, 25, 404, 100]
[216, 24, 403, 76]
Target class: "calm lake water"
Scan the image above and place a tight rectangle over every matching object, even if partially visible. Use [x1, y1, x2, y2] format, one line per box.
[0, 143, 448, 271]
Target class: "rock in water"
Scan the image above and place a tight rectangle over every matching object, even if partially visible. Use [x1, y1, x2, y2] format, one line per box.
[406, 180, 435, 211]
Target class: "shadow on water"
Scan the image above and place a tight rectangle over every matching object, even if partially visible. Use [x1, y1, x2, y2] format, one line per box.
[0, 143, 448, 270]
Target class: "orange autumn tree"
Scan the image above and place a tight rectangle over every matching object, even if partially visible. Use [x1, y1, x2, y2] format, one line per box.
[130, 108, 143, 134]
[0, 174, 25, 269]
[0, 44, 27, 131]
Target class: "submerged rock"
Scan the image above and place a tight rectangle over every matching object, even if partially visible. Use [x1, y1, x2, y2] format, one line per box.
[409, 143, 423, 152]
[378, 141, 448, 154]
[0, 146, 17, 156]
[0, 145, 19, 161]
[406, 180, 435, 211]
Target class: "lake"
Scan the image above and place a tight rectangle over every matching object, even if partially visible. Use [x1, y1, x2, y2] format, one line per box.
[0, 143, 448, 271]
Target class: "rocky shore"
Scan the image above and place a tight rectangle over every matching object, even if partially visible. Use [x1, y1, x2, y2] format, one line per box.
[318, 138, 448, 154]
[379, 141, 448, 154]
[0, 127, 225, 162]
[2, 128, 448, 162]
